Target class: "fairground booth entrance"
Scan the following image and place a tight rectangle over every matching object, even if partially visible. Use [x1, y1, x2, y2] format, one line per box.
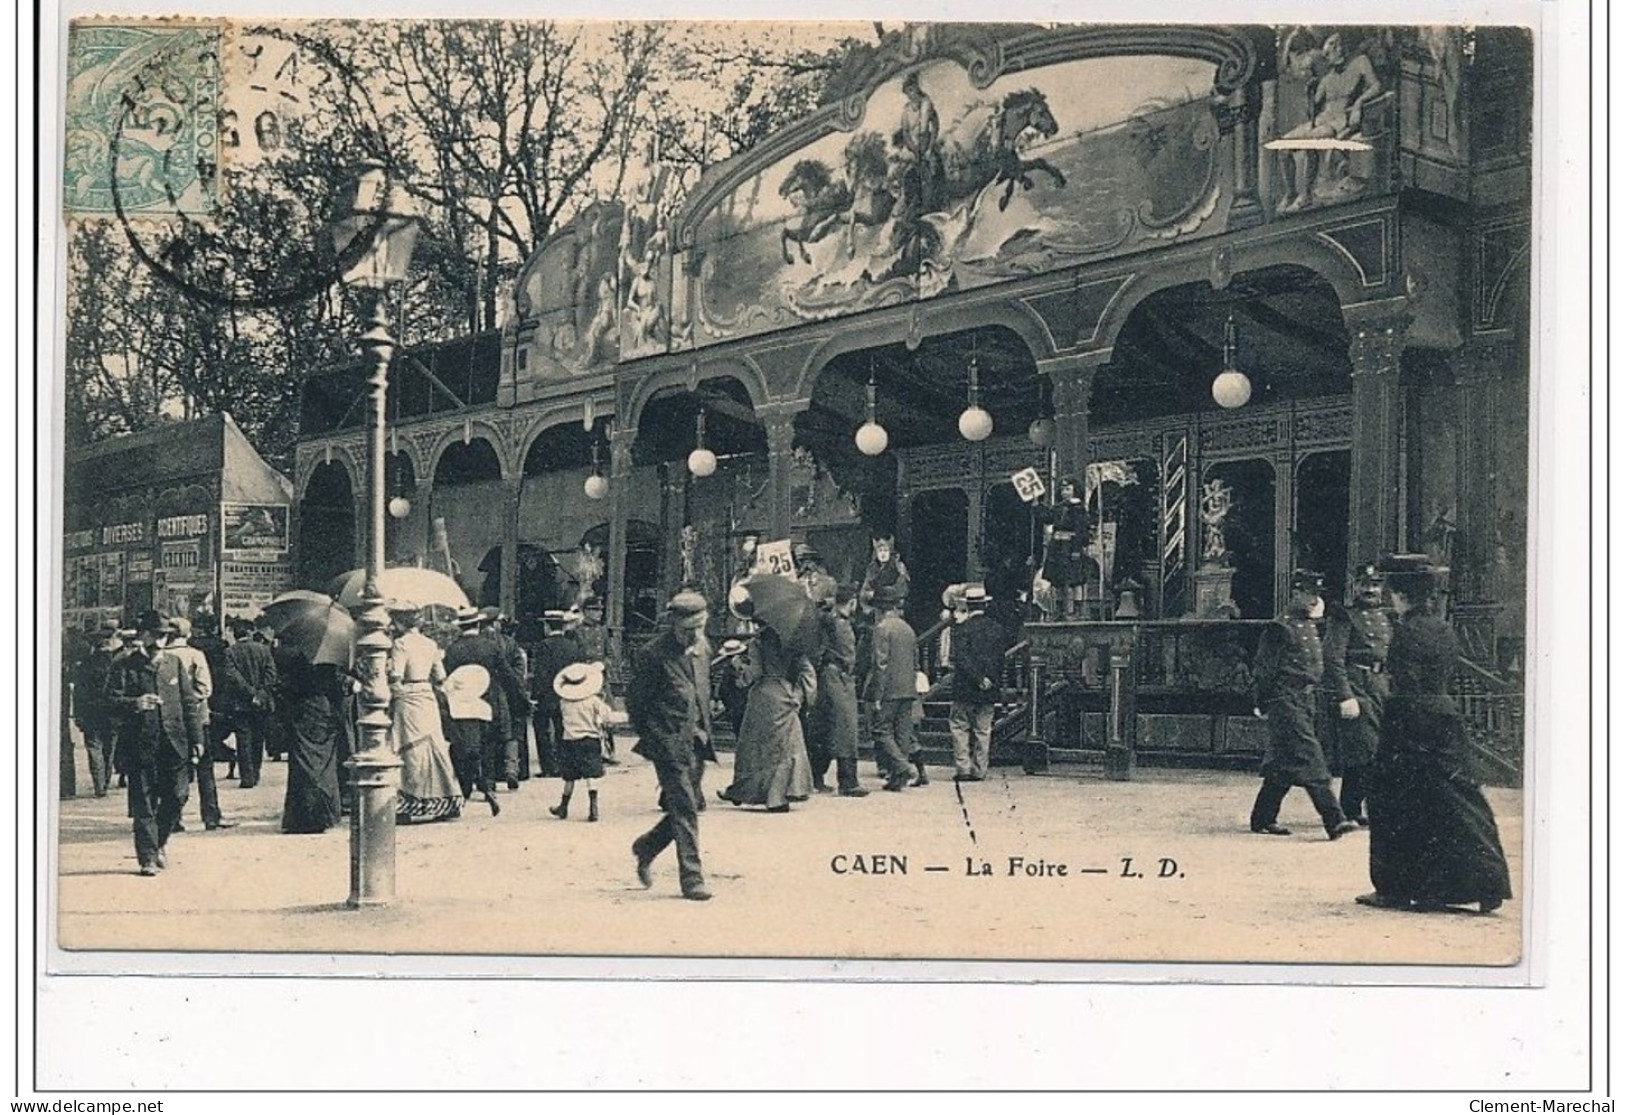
[294, 23, 1531, 779]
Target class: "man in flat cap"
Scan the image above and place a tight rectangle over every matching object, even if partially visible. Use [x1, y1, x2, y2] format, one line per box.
[1249, 570, 1359, 840]
[106, 612, 191, 874]
[626, 590, 712, 900]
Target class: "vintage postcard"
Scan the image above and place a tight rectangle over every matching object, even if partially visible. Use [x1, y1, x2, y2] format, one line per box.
[47, 8, 1551, 988]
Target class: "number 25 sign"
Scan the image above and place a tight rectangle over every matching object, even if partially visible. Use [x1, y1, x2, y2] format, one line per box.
[1011, 467, 1047, 505]
[754, 539, 796, 576]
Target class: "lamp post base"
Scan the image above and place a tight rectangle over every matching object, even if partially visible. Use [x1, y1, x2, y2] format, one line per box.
[346, 745, 403, 908]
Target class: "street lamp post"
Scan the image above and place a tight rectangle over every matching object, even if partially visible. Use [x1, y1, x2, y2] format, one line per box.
[336, 162, 420, 908]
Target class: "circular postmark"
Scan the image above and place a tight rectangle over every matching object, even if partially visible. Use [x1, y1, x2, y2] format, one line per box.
[107, 23, 399, 310]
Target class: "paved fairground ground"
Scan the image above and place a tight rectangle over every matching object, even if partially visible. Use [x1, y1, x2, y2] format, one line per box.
[53, 738, 1523, 968]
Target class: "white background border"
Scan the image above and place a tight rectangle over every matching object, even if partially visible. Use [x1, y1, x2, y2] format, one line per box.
[17, 0, 1604, 1099]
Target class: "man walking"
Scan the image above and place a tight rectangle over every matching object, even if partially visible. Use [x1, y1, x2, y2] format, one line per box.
[163, 617, 233, 831]
[867, 584, 925, 791]
[445, 607, 528, 796]
[72, 626, 122, 797]
[223, 617, 278, 789]
[948, 586, 1009, 782]
[1249, 570, 1360, 840]
[627, 590, 712, 901]
[1323, 563, 1393, 826]
[815, 585, 868, 796]
[108, 612, 191, 875]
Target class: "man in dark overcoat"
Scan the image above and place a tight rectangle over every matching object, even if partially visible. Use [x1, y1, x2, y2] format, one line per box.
[1323, 563, 1393, 826]
[107, 612, 192, 875]
[222, 617, 278, 789]
[866, 584, 924, 791]
[627, 590, 712, 901]
[1249, 570, 1360, 840]
[531, 610, 586, 780]
[814, 586, 868, 796]
[444, 607, 529, 794]
[948, 586, 1011, 782]
[72, 626, 122, 797]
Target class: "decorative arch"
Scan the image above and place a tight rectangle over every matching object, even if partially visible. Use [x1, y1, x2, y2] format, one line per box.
[426, 421, 515, 483]
[623, 355, 770, 432]
[517, 401, 617, 471]
[295, 443, 362, 501]
[793, 294, 1056, 402]
[1089, 236, 1381, 359]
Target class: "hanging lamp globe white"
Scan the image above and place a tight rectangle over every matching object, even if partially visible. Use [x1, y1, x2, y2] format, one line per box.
[583, 473, 609, 500]
[687, 447, 718, 478]
[855, 420, 889, 456]
[1027, 416, 1056, 448]
[1212, 369, 1253, 409]
[387, 496, 412, 519]
[958, 405, 994, 442]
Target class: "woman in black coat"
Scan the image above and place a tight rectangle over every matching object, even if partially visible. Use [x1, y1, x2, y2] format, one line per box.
[1357, 558, 1513, 914]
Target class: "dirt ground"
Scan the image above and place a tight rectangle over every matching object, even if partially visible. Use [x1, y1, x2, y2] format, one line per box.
[52, 741, 1523, 969]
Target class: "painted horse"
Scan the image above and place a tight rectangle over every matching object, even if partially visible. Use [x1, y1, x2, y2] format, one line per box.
[947, 87, 1068, 212]
[779, 158, 852, 265]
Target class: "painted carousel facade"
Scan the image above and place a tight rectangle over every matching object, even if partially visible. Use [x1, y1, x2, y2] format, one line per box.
[293, 23, 1531, 777]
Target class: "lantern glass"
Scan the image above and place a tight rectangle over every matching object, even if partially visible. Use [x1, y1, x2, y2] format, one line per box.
[958, 406, 994, 442]
[388, 496, 412, 520]
[855, 421, 889, 456]
[1027, 417, 1056, 448]
[1212, 369, 1253, 409]
[688, 448, 718, 478]
[584, 473, 610, 500]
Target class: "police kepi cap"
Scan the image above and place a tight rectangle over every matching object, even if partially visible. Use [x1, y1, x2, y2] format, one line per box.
[1289, 569, 1325, 594]
[668, 589, 709, 629]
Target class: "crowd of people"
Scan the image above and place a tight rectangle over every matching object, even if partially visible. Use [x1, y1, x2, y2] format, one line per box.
[64, 534, 1513, 917]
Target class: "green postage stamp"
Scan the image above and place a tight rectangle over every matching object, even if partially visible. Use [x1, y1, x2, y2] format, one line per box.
[64, 22, 222, 218]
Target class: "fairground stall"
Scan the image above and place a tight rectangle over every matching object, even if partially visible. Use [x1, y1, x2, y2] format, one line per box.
[293, 23, 1530, 780]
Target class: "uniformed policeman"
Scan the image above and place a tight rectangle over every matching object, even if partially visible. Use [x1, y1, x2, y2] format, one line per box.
[1249, 570, 1360, 840]
[1323, 563, 1393, 826]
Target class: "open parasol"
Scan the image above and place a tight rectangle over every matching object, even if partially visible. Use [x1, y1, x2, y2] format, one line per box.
[739, 574, 821, 657]
[261, 590, 356, 668]
[327, 566, 471, 612]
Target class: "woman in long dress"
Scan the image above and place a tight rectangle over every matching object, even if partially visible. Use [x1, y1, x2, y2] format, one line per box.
[718, 627, 816, 812]
[1358, 559, 1513, 914]
[275, 646, 344, 834]
[389, 609, 465, 823]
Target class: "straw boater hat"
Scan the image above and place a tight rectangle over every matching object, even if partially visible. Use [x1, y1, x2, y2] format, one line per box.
[712, 637, 748, 666]
[552, 660, 605, 702]
[962, 585, 989, 610]
[455, 605, 483, 628]
[443, 664, 493, 721]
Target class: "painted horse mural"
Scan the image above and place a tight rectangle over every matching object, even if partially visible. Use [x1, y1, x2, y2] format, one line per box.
[778, 85, 1068, 279]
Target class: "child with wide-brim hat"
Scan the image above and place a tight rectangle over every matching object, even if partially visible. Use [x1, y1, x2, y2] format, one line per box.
[548, 661, 625, 823]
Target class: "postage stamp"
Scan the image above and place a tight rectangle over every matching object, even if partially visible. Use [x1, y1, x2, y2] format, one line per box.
[64, 21, 223, 219]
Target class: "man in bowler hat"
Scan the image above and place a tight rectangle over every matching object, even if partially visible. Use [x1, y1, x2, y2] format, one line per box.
[106, 612, 192, 874]
[1249, 570, 1360, 840]
[627, 590, 713, 900]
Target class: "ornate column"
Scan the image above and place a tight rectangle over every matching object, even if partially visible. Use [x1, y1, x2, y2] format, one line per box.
[1449, 337, 1511, 605]
[1216, 82, 1265, 230]
[1273, 447, 1296, 612]
[1038, 352, 1106, 488]
[605, 424, 636, 645]
[499, 474, 522, 615]
[1345, 303, 1411, 568]
[760, 403, 801, 540]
